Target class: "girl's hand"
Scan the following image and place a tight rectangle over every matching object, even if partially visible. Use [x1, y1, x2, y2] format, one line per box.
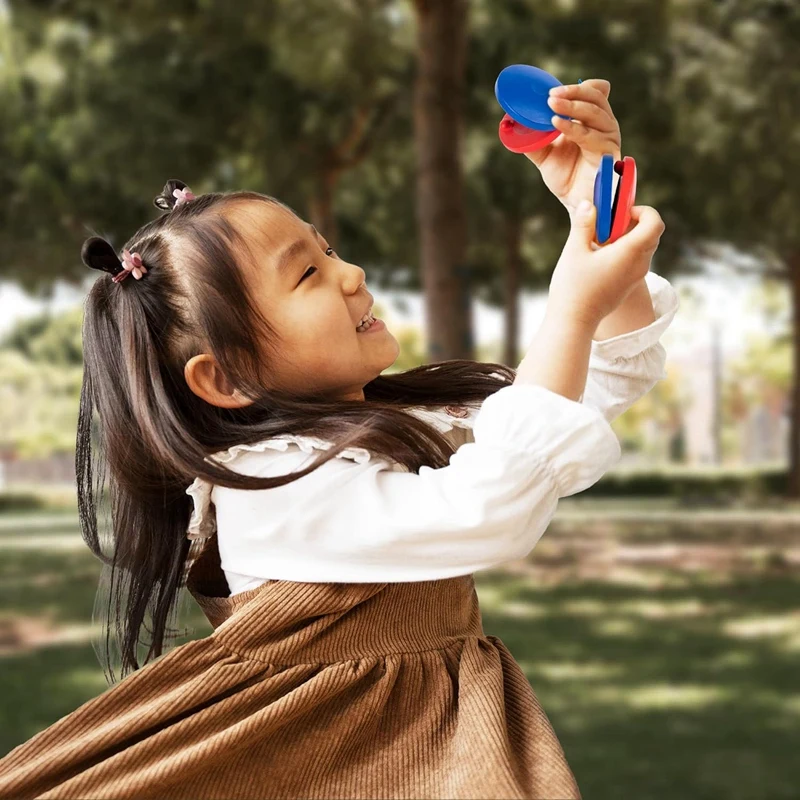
[547, 201, 665, 330]
[524, 79, 621, 214]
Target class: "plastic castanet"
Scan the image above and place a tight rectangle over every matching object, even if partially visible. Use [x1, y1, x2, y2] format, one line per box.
[495, 64, 570, 130]
[593, 154, 615, 244]
[498, 115, 561, 153]
[607, 156, 637, 244]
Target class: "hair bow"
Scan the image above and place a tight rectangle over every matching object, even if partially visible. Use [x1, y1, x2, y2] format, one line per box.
[173, 187, 196, 207]
[113, 249, 148, 283]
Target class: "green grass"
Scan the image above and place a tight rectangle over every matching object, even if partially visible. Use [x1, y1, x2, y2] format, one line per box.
[474, 570, 800, 800]
[0, 507, 798, 799]
[0, 532, 213, 752]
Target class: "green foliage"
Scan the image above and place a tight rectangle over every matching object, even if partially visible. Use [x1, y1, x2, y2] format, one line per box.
[0, 306, 84, 457]
[0, 306, 84, 366]
[0, 0, 417, 289]
[668, 0, 800, 262]
[728, 332, 791, 395]
[1, 0, 796, 468]
[0, 349, 82, 457]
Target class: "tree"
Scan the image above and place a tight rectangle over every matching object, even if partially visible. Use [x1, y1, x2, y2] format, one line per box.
[0, 0, 413, 287]
[411, 0, 472, 361]
[667, 0, 800, 492]
[254, 0, 414, 249]
[464, 0, 682, 368]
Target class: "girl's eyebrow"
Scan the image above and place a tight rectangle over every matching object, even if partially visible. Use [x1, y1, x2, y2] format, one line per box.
[274, 223, 320, 281]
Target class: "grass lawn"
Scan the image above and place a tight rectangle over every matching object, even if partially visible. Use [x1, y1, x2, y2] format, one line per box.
[0, 507, 798, 800]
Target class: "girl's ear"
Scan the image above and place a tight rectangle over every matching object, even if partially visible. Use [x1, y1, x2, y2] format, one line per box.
[184, 354, 254, 409]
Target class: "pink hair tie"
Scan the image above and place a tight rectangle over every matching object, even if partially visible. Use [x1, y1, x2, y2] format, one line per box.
[113, 249, 148, 283]
[173, 187, 196, 207]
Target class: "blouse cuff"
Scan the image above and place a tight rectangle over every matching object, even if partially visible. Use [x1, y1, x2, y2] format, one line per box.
[589, 271, 679, 361]
[472, 383, 621, 498]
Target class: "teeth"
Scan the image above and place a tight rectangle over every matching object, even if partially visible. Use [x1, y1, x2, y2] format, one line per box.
[356, 309, 375, 330]
[357, 315, 376, 331]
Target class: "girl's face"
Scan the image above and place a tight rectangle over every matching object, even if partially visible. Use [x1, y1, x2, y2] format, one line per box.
[225, 201, 400, 402]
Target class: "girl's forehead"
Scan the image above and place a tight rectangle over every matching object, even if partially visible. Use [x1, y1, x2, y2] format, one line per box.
[223, 201, 314, 293]
[227, 201, 305, 250]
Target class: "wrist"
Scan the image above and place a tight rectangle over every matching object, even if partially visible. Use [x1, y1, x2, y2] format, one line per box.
[516, 307, 596, 401]
[543, 303, 600, 339]
[592, 277, 654, 341]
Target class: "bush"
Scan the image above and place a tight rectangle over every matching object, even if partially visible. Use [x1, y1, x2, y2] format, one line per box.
[0, 490, 50, 512]
[0, 485, 79, 512]
[590, 465, 787, 501]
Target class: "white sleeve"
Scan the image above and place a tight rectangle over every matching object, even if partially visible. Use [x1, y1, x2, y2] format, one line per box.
[580, 271, 680, 423]
[214, 383, 621, 583]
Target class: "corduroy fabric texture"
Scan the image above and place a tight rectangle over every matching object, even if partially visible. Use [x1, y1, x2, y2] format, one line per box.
[0, 533, 582, 799]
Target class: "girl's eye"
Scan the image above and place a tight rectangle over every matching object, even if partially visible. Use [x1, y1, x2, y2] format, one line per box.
[299, 248, 336, 284]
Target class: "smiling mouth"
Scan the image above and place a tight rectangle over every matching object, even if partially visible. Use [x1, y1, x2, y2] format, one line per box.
[355, 310, 377, 332]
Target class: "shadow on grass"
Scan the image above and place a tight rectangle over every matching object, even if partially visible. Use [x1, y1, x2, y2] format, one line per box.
[475, 570, 800, 800]
[0, 642, 110, 755]
[0, 549, 100, 625]
[1, 513, 798, 800]
[0, 546, 214, 757]
[0, 548, 212, 632]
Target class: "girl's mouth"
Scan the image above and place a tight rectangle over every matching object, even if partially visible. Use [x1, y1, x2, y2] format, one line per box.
[356, 310, 376, 332]
[356, 312, 385, 334]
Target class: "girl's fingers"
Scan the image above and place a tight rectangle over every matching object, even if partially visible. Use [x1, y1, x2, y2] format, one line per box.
[596, 206, 665, 271]
[617, 206, 666, 253]
[550, 81, 613, 116]
[619, 204, 646, 237]
[576, 78, 611, 98]
[551, 116, 620, 156]
[547, 96, 618, 134]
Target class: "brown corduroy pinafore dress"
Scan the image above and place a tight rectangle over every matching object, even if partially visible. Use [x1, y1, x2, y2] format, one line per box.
[0, 532, 581, 799]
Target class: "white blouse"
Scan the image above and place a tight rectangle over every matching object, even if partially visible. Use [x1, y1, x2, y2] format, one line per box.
[185, 270, 679, 594]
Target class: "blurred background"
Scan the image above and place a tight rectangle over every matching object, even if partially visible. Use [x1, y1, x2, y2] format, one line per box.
[0, 0, 798, 796]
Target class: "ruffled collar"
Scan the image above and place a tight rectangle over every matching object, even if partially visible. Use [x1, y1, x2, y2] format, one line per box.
[184, 402, 481, 542]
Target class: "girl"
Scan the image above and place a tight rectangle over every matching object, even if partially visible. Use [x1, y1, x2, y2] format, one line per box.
[0, 80, 677, 799]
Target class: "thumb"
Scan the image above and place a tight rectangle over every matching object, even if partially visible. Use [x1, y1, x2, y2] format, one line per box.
[566, 199, 597, 252]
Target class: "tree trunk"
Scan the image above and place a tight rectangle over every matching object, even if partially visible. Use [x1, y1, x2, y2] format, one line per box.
[308, 169, 340, 251]
[503, 214, 522, 368]
[789, 252, 800, 496]
[412, 0, 471, 362]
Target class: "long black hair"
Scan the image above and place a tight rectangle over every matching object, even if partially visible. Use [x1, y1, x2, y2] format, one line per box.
[77, 178, 516, 684]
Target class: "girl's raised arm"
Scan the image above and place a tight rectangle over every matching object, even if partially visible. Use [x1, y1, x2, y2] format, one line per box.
[212, 382, 620, 584]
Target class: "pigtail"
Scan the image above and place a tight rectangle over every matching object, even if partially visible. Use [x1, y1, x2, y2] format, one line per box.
[77, 228, 200, 684]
